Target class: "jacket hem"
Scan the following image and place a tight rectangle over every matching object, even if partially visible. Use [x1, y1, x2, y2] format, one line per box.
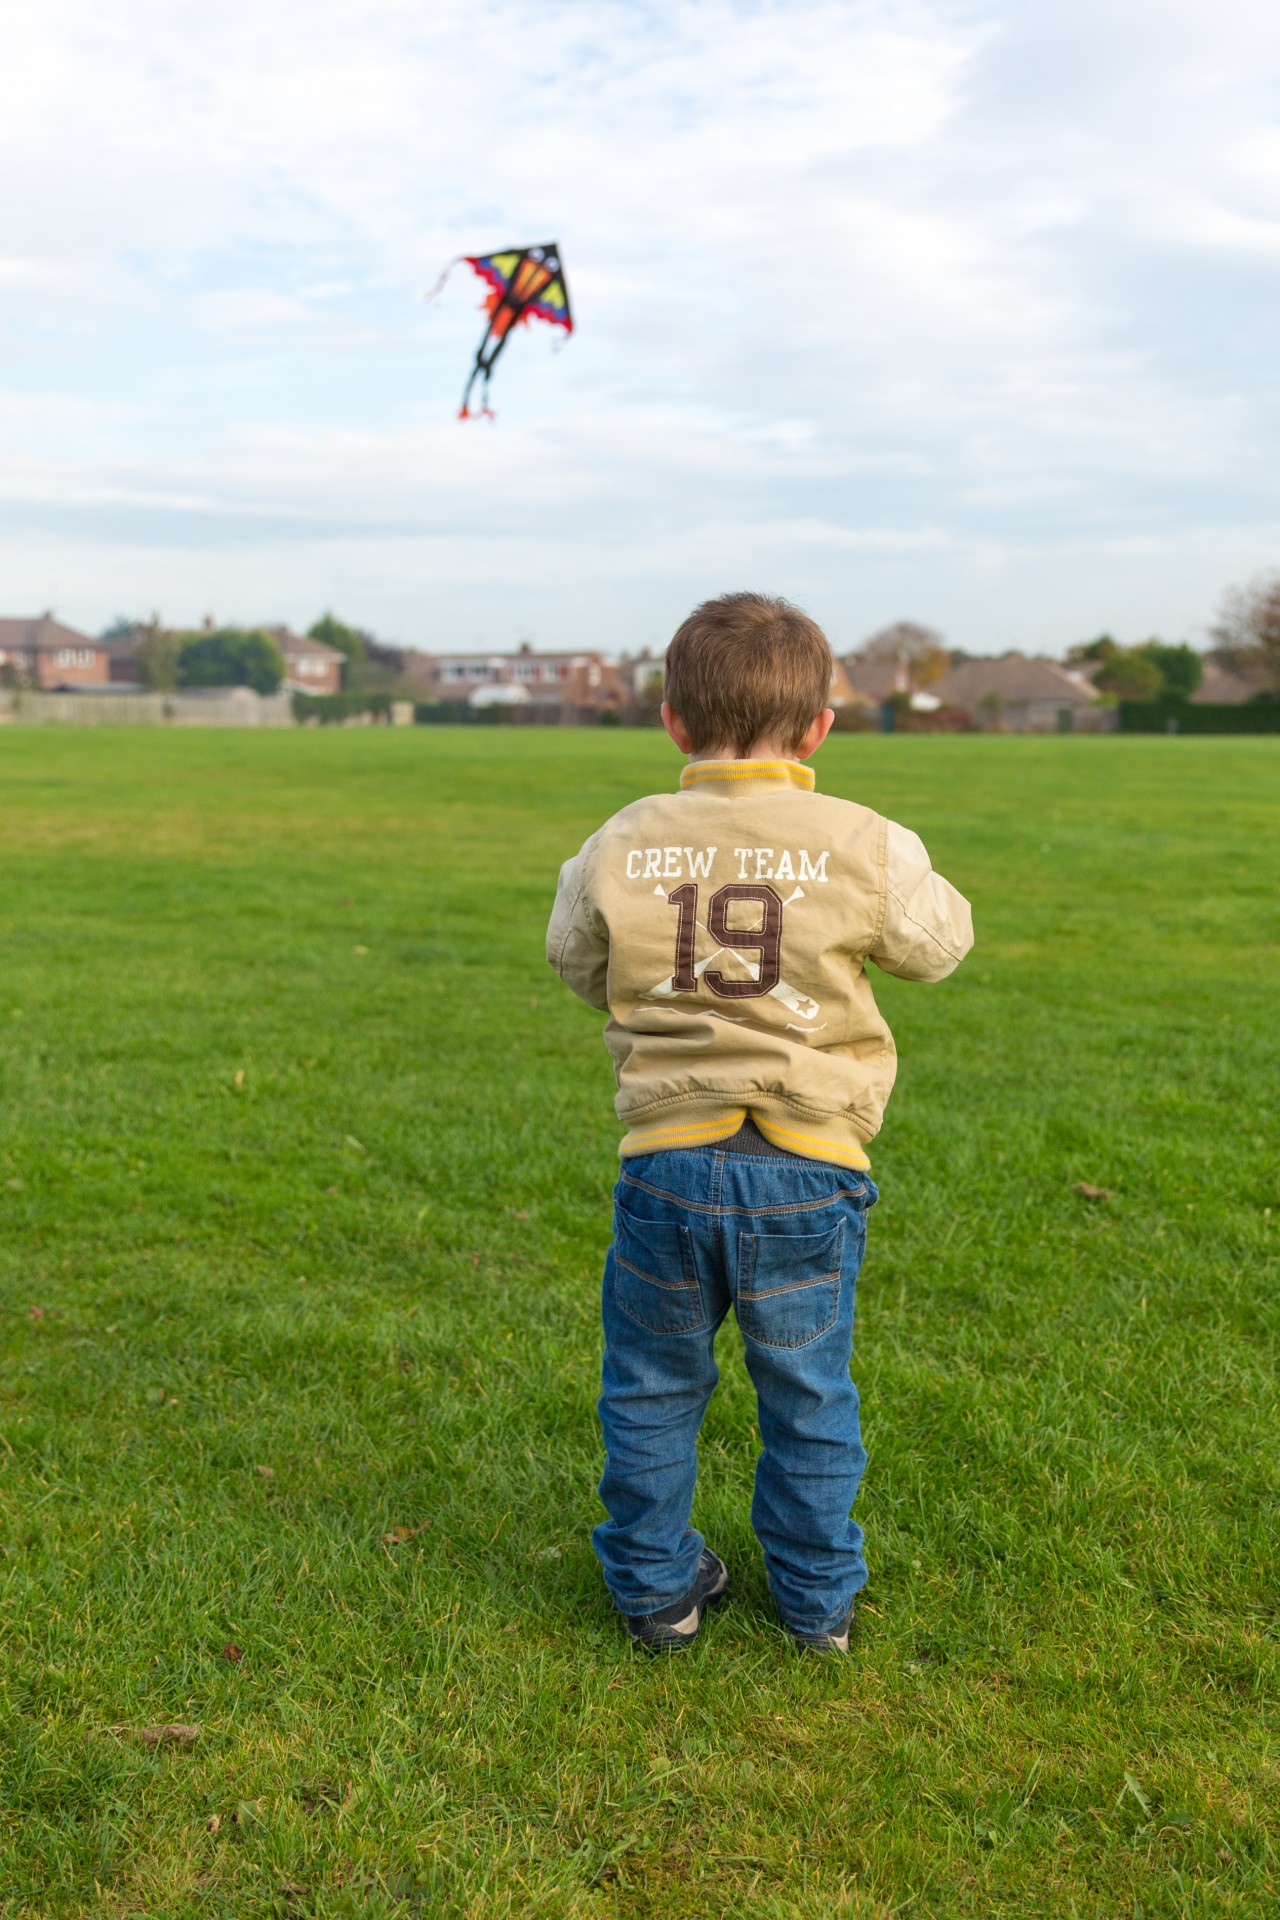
[619, 1100, 872, 1171]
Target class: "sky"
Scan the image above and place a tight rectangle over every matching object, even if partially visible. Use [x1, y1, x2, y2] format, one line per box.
[3, 0, 1280, 658]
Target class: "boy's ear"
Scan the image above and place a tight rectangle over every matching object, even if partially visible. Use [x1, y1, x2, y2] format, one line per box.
[797, 708, 836, 760]
[661, 703, 694, 754]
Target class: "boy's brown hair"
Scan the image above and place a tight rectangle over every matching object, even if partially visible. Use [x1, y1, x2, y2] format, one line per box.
[664, 592, 833, 757]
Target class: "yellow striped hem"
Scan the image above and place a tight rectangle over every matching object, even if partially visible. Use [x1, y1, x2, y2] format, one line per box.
[622, 1110, 748, 1148]
[751, 1117, 871, 1170]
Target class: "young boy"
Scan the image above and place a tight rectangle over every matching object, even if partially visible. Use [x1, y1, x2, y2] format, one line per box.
[547, 593, 972, 1652]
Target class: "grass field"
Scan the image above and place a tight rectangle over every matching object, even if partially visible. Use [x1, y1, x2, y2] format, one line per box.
[1, 726, 1277, 1919]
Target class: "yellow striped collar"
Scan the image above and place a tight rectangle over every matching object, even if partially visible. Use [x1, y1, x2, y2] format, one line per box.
[679, 759, 816, 793]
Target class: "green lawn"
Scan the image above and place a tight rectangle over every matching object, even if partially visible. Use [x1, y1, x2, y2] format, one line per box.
[1, 727, 1277, 1919]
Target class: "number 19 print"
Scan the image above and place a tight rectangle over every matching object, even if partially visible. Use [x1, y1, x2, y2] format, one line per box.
[644, 882, 823, 1030]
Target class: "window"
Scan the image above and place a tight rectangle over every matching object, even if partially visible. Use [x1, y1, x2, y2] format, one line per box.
[55, 648, 93, 668]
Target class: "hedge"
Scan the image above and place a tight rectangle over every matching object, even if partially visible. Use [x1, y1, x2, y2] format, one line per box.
[1118, 697, 1280, 734]
[292, 691, 392, 724]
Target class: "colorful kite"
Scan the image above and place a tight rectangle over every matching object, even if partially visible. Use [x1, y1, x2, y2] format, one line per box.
[427, 243, 573, 418]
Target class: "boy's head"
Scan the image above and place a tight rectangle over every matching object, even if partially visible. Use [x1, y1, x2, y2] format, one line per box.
[662, 592, 835, 760]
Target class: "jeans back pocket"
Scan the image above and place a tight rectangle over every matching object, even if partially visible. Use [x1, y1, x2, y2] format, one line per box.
[611, 1200, 706, 1335]
[735, 1222, 844, 1349]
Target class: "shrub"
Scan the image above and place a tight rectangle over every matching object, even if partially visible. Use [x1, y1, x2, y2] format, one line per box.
[292, 691, 392, 725]
[178, 628, 285, 695]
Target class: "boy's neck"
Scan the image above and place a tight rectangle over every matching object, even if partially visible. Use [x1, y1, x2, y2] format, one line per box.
[688, 741, 796, 764]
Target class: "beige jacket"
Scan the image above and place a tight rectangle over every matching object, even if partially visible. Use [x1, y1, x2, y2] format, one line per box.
[547, 758, 973, 1169]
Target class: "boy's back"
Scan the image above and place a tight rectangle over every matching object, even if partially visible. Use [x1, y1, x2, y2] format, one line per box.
[549, 758, 972, 1169]
[546, 592, 972, 1655]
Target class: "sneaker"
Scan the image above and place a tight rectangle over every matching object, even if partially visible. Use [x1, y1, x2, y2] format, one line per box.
[785, 1605, 854, 1653]
[622, 1549, 729, 1652]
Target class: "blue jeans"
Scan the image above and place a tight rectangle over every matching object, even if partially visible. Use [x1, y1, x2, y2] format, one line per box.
[593, 1138, 877, 1636]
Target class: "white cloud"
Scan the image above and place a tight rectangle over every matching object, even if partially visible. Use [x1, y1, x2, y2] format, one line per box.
[1, 0, 1279, 650]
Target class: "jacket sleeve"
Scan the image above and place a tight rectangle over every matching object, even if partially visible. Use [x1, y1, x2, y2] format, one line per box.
[546, 831, 611, 1010]
[870, 819, 973, 982]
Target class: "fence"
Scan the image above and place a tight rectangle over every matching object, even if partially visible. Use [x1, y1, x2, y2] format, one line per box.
[0, 689, 294, 727]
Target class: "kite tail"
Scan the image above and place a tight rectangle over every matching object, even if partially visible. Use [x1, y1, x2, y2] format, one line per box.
[424, 256, 461, 305]
[459, 363, 496, 422]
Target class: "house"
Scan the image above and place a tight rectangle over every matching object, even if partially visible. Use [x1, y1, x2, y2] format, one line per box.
[416, 644, 627, 713]
[267, 627, 345, 695]
[828, 658, 873, 711]
[624, 648, 666, 697]
[931, 654, 1103, 732]
[1192, 657, 1271, 705]
[0, 615, 111, 689]
[840, 652, 911, 705]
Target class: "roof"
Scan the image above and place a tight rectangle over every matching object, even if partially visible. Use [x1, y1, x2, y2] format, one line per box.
[932, 654, 1097, 708]
[426, 649, 605, 668]
[268, 626, 346, 663]
[0, 615, 102, 652]
[841, 654, 908, 702]
[1193, 659, 1271, 705]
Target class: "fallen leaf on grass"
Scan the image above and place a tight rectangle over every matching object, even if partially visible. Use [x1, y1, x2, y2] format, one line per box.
[27, 1304, 44, 1321]
[513, 1210, 530, 1222]
[110, 1722, 200, 1747]
[221, 1642, 243, 1664]
[382, 1520, 432, 1546]
[1116, 1770, 1151, 1816]
[206, 1813, 221, 1833]
[232, 1799, 262, 1826]
[471, 1253, 481, 1269]
[234, 1070, 245, 1089]
[1072, 1182, 1112, 1203]
[256, 1465, 276, 1480]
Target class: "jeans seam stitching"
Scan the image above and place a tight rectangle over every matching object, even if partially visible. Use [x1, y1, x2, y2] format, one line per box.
[741, 1266, 841, 1300]
[616, 1252, 698, 1294]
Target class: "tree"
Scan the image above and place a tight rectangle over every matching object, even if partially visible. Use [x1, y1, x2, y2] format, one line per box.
[1211, 573, 1280, 692]
[858, 621, 949, 689]
[135, 622, 182, 693]
[177, 628, 285, 695]
[1136, 640, 1202, 699]
[100, 614, 144, 644]
[308, 612, 365, 688]
[1093, 650, 1163, 699]
[1067, 634, 1119, 664]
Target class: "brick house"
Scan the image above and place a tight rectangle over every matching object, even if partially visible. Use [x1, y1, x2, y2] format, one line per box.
[267, 628, 345, 695]
[414, 643, 626, 713]
[0, 615, 111, 688]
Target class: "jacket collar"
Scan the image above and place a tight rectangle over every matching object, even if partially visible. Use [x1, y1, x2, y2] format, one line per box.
[679, 758, 816, 794]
